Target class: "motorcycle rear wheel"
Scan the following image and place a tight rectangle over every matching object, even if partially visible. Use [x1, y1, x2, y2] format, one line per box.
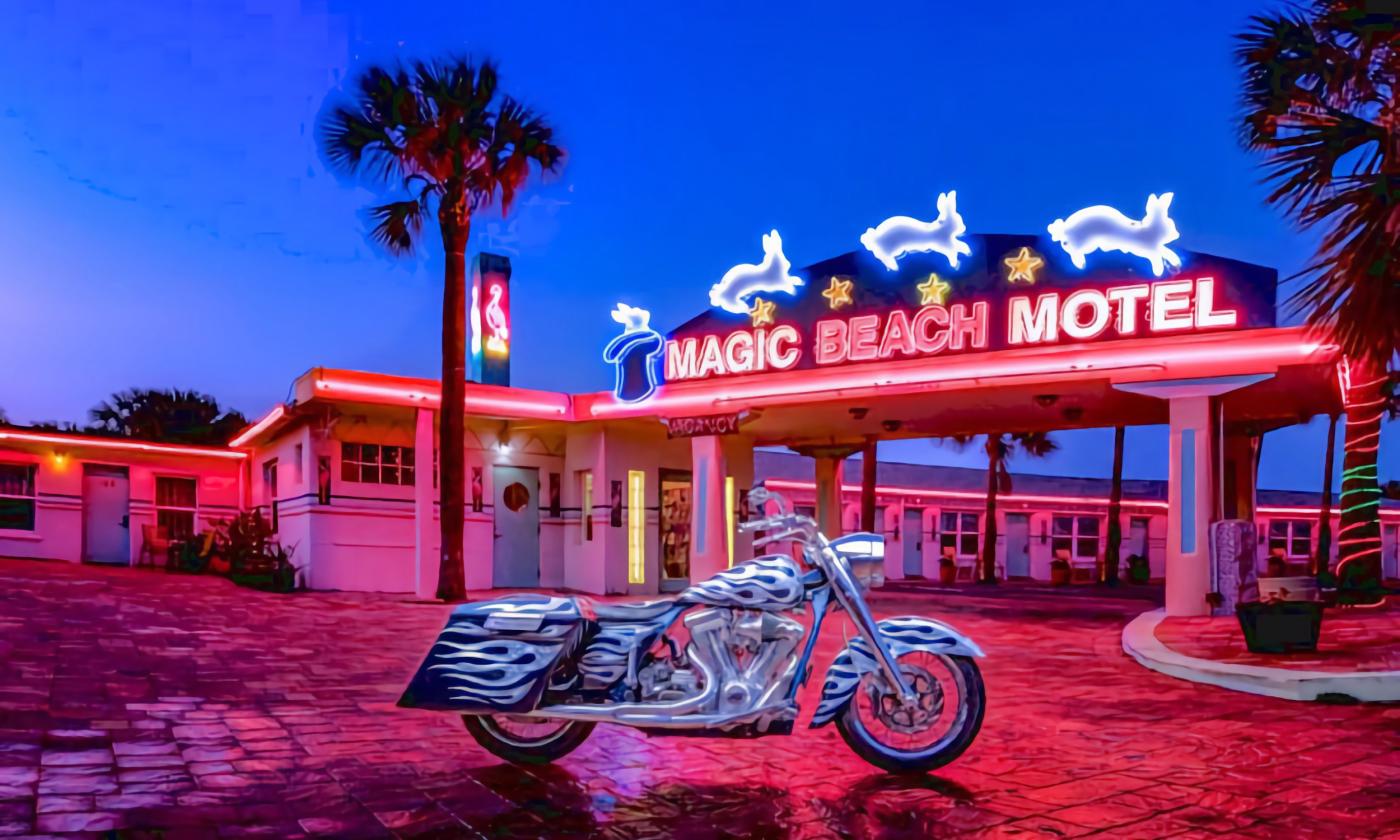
[462, 715, 595, 765]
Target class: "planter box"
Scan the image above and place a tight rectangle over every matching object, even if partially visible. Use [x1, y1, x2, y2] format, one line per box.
[1257, 576, 1320, 602]
[1235, 601, 1323, 654]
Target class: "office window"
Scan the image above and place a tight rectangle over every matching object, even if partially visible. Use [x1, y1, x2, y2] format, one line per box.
[1268, 519, 1312, 559]
[939, 511, 980, 558]
[1053, 515, 1100, 559]
[155, 476, 198, 540]
[341, 442, 415, 486]
[628, 470, 645, 584]
[0, 463, 36, 531]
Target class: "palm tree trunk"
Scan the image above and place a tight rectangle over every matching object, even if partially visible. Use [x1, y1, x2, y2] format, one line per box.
[860, 439, 877, 532]
[1104, 426, 1125, 585]
[1313, 412, 1338, 577]
[436, 199, 469, 601]
[981, 436, 1000, 584]
[1336, 361, 1385, 603]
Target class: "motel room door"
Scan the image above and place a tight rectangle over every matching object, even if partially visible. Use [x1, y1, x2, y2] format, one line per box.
[1005, 514, 1031, 578]
[1129, 517, 1151, 564]
[83, 464, 131, 565]
[492, 465, 540, 588]
[659, 470, 692, 592]
[902, 507, 923, 577]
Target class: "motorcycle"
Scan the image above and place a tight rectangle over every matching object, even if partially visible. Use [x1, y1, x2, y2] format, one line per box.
[399, 488, 986, 773]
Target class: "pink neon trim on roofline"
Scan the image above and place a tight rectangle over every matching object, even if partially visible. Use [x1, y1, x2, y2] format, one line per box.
[0, 430, 248, 460]
[228, 404, 287, 449]
[761, 479, 1399, 518]
[585, 332, 1335, 419]
[312, 377, 571, 418]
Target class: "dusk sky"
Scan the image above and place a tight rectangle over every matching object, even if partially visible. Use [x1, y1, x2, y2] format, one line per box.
[1, 0, 1393, 490]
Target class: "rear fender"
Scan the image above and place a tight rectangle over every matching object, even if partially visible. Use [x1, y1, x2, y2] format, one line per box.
[810, 616, 983, 728]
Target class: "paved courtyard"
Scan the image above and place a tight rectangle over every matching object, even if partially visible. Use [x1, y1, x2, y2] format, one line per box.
[0, 559, 1396, 839]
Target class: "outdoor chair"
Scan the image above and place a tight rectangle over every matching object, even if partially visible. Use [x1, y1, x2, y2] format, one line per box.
[136, 525, 171, 568]
[1067, 551, 1096, 583]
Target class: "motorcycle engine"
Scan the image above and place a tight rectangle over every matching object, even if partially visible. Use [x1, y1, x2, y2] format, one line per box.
[675, 608, 805, 714]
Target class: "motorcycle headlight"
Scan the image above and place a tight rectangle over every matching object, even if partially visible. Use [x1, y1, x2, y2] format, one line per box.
[831, 533, 886, 592]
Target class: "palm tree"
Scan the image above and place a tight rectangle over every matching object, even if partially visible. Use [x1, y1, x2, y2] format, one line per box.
[87, 388, 247, 445]
[951, 432, 1058, 583]
[1103, 426, 1126, 585]
[1238, 5, 1399, 600]
[321, 58, 562, 601]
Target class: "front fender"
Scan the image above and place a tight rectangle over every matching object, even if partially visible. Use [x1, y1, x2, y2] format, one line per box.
[810, 616, 983, 728]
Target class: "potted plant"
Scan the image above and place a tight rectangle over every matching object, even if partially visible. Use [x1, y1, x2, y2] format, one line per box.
[214, 511, 303, 594]
[1126, 553, 1151, 585]
[938, 554, 958, 585]
[1049, 554, 1071, 586]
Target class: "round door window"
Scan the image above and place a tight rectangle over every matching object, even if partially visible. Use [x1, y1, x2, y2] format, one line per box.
[502, 482, 531, 512]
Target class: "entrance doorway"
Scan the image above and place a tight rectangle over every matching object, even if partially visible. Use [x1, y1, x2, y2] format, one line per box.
[1384, 524, 1398, 581]
[83, 464, 130, 565]
[1005, 513, 1030, 578]
[902, 507, 923, 577]
[1129, 517, 1151, 565]
[492, 465, 540, 587]
[659, 469, 692, 591]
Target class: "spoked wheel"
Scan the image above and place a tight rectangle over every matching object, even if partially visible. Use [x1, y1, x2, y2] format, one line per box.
[462, 715, 594, 765]
[835, 652, 984, 774]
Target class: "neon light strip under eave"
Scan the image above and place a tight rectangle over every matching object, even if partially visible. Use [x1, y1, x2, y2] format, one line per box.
[228, 404, 287, 448]
[0, 430, 248, 460]
[313, 378, 570, 418]
[588, 336, 1333, 418]
[764, 479, 1398, 519]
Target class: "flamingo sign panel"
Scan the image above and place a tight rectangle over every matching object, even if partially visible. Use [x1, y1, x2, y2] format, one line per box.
[471, 252, 513, 386]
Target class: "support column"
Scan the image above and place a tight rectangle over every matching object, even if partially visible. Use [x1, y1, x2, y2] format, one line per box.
[413, 408, 438, 600]
[1116, 374, 1272, 618]
[1167, 396, 1214, 617]
[815, 456, 845, 538]
[860, 439, 878, 532]
[690, 435, 728, 584]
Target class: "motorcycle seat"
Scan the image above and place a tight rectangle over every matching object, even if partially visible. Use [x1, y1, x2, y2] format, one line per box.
[588, 597, 678, 623]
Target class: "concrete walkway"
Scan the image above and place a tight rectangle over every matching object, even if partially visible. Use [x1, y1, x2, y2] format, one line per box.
[1, 558, 1397, 837]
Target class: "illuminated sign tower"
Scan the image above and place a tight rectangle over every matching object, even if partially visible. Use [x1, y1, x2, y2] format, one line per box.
[470, 252, 512, 387]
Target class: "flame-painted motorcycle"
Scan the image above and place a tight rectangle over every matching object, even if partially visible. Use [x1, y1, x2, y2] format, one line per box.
[399, 488, 986, 773]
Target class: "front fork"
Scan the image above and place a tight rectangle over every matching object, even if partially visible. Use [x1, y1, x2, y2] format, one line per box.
[816, 539, 916, 704]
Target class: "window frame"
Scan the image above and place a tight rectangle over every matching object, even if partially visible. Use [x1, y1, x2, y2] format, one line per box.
[340, 441, 416, 487]
[938, 509, 981, 560]
[0, 461, 38, 532]
[153, 474, 199, 540]
[1051, 513, 1101, 560]
[1267, 518, 1313, 560]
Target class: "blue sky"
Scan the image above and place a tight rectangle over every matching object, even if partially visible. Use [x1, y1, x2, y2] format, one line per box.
[0, 0, 1393, 490]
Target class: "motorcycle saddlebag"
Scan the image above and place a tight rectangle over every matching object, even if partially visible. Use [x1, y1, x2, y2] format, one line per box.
[398, 594, 585, 714]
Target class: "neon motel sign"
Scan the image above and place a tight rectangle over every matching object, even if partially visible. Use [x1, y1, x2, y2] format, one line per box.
[665, 276, 1237, 382]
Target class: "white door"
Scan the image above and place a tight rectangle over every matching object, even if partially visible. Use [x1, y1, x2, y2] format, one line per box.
[902, 507, 923, 577]
[493, 465, 540, 588]
[1005, 514, 1030, 578]
[1129, 518, 1150, 561]
[83, 465, 130, 565]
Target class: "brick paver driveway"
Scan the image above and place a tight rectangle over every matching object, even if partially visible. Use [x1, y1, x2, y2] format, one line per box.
[0, 559, 1396, 839]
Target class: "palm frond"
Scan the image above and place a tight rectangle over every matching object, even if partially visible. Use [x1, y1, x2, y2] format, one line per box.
[368, 199, 427, 256]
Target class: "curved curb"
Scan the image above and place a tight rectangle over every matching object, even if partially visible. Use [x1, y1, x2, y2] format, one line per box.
[1121, 609, 1400, 703]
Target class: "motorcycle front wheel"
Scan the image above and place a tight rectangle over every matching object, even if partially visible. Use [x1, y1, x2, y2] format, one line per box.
[835, 652, 985, 774]
[462, 715, 595, 765]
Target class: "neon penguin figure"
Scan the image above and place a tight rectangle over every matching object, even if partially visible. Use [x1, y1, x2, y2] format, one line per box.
[603, 303, 664, 403]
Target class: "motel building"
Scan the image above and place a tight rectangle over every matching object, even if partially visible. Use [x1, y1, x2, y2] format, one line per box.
[2, 222, 1398, 617]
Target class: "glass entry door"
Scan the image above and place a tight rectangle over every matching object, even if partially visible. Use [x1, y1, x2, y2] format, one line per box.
[659, 470, 692, 592]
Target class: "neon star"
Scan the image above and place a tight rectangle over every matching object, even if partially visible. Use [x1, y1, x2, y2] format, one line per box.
[749, 297, 776, 327]
[1003, 247, 1044, 285]
[915, 274, 951, 306]
[821, 276, 854, 310]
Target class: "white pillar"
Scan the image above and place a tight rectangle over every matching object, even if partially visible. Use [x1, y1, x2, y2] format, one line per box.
[1167, 396, 1214, 616]
[413, 408, 437, 600]
[690, 435, 728, 583]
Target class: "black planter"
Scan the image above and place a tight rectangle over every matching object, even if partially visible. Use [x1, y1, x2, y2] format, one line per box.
[1235, 601, 1323, 654]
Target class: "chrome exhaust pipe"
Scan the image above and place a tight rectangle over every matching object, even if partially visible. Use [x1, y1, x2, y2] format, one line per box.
[525, 641, 719, 724]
